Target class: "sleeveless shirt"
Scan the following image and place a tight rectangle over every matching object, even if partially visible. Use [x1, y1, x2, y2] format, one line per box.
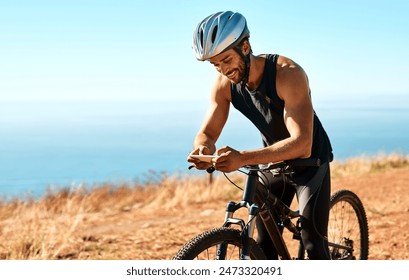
[230, 54, 333, 163]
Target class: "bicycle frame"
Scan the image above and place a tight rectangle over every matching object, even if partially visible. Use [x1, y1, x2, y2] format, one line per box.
[218, 167, 303, 260]
[219, 168, 358, 260]
[176, 158, 366, 260]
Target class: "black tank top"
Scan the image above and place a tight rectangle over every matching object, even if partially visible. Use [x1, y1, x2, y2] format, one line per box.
[231, 54, 333, 163]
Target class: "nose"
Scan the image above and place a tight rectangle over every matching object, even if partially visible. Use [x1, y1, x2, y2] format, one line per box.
[219, 64, 229, 76]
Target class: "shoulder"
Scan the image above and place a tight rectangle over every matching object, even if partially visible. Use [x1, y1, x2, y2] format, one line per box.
[211, 74, 232, 103]
[275, 55, 309, 101]
[276, 55, 306, 77]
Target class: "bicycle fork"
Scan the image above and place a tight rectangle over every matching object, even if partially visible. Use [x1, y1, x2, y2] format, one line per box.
[217, 170, 304, 260]
[217, 201, 259, 260]
[216, 171, 261, 260]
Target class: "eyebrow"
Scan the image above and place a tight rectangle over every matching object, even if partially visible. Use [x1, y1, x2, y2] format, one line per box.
[210, 54, 231, 65]
[220, 55, 231, 62]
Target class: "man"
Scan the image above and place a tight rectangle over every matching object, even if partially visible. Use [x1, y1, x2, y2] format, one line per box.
[187, 11, 333, 259]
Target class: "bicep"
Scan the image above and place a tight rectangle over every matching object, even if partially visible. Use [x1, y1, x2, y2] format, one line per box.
[284, 93, 313, 138]
[279, 67, 313, 138]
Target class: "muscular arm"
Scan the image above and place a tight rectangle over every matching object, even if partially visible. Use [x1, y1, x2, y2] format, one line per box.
[214, 56, 314, 171]
[188, 74, 231, 168]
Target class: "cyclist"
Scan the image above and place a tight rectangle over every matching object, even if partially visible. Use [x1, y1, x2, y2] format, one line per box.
[187, 11, 334, 259]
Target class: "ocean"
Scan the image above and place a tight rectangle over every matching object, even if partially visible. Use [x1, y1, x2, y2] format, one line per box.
[1, 93, 408, 199]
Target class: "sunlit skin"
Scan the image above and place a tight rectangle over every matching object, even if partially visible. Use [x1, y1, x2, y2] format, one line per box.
[209, 51, 246, 85]
[188, 40, 314, 173]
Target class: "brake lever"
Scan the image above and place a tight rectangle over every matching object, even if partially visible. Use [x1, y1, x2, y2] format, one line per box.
[188, 165, 216, 174]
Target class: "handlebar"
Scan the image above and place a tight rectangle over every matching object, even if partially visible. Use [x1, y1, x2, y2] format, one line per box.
[245, 158, 321, 172]
[189, 158, 321, 174]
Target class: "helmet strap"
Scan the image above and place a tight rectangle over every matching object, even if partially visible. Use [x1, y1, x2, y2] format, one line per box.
[234, 46, 251, 91]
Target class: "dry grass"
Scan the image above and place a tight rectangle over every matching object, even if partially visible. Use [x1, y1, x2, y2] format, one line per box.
[0, 154, 408, 259]
[331, 153, 409, 178]
[0, 173, 243, 259]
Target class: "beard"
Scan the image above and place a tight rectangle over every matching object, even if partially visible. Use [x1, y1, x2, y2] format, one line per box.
[226, 59, 247, 85]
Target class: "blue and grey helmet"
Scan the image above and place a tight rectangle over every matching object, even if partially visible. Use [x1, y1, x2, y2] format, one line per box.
[193, 11, 250, 61]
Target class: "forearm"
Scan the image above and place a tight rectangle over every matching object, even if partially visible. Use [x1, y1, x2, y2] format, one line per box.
[240, 136, 312, 165]
[193, 132, 217, 155]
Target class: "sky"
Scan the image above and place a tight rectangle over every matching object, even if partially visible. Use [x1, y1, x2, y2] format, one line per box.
[0, 0, 408, 102]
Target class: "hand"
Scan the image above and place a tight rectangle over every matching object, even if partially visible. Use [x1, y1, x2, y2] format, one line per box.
[187, 146, 213, 170]
[212, 146, 243, 173]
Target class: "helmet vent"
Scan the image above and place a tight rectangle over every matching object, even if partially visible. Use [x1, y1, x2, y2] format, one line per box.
[200, 29, 204, 48]
[211, 26, 218, 43]
[193, 11, 249, 60]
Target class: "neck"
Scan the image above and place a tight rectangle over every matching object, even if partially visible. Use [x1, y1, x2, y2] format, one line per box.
[245, 55, 265, 91]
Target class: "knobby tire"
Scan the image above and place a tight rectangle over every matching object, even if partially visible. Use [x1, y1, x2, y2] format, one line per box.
[328, 189, 369, 260]
[172, 227, 266, 260]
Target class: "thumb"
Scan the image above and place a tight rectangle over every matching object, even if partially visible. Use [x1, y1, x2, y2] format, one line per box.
[199, 146, 210, 155]
[216, 146, 230, 156]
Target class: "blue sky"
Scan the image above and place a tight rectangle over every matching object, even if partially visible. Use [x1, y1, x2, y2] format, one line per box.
[1, 0, 408, 102]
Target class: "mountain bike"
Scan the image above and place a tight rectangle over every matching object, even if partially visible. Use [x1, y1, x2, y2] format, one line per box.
[173, 158, 369, 260]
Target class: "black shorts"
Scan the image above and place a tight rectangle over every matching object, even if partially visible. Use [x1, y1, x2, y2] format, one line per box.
[256, 162, 331, 259]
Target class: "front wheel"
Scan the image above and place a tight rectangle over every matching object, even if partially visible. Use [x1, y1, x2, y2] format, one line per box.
[172, 227, 266, 260]
[328, 189, 369, 259]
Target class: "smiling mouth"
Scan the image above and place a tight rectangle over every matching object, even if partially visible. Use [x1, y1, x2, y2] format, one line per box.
[226, 70, 236, 79]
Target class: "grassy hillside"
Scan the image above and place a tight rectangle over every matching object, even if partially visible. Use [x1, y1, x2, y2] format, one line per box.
[0, 153, 408, 259]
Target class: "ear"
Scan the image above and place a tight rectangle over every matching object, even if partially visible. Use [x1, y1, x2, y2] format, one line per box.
[241, 40, 251, 56]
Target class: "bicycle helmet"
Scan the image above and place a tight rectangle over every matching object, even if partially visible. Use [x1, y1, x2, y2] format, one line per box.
[193, 11, 250, 61]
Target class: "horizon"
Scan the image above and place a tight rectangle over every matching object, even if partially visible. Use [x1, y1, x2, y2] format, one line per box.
[1, 1, 408, 199]
[1, 95, 409, 199]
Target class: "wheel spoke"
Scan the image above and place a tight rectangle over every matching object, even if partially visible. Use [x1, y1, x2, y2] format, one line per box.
[328, 190, 369, 260]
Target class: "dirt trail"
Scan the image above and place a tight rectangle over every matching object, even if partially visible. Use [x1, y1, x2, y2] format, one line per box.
[80, 166, 409, 260]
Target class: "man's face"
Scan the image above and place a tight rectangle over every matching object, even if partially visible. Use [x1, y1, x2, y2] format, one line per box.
[209, 48, 245, 84]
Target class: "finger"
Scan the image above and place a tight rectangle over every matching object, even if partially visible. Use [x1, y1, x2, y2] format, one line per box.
[188, 148, 200, 156]
[216, 146, 230, 156]
[214, 151, 230, 164]
[213, 163, 229, 173]
[199, 146, 210, 155]
[187, 157, 200, 163]
[194, 162, 212, 170]
[187, 147, 202, 162]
